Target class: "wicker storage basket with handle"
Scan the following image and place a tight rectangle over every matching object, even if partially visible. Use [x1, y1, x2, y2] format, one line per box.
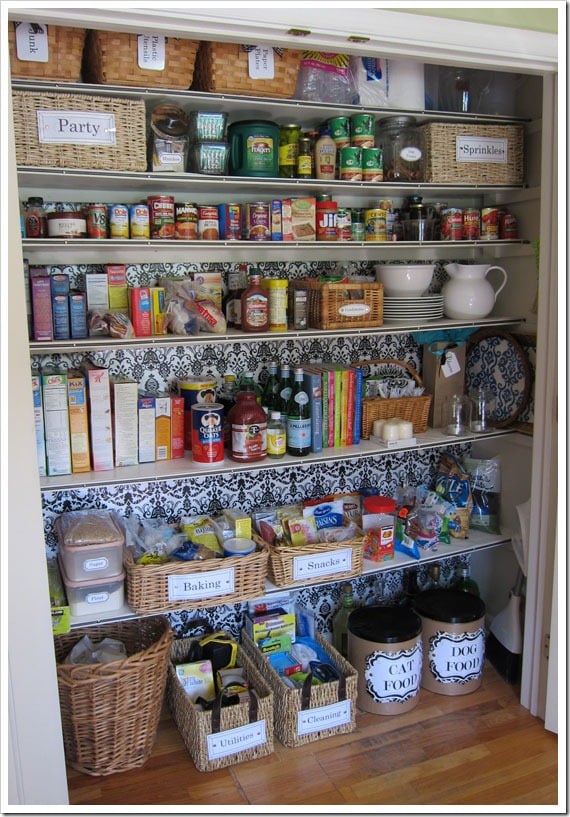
[354, 358, 432, 438]
[9, 22, 86, 82]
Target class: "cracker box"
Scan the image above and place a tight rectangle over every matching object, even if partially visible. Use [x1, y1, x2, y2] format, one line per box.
[30, 267, 53, 342]
[138, 394, 156, 463]
[82, 361, 114, 471]
[111, 377, 139, 467]
[155, 394, 171, 461]
[291, 197, 316, 242]
[85, 272, 109, 312]
[40, 365, 72, 476]
[66, 369, 91, 473]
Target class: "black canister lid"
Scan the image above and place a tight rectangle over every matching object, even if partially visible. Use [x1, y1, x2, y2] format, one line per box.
[348, 605, 422, 644]
[413, 589, 485, 623]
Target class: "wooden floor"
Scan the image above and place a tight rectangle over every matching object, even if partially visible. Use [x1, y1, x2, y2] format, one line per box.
[67, 661, 559, 809]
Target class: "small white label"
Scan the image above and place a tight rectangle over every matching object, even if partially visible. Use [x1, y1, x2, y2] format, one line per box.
[83, 557, 109, 572]
[248, 46, 274, 79]
[441, 350, 461, 377]
[428, 628, 485, 685]
[456, 135, 508, 164]
[293, 547, 352, 581]
[365, 643, 423, 704]
[86, 591, 110, 604]
[37, 110, 117, 146]
[138, 34, 166, 71]
[206, 719, 267, 760]
[400, 146, 422, 162]
[167, 567, 235, 601]
[15, 21, 49, 63]
[297, 699, 352, 736]
[338, 303, 371, 317]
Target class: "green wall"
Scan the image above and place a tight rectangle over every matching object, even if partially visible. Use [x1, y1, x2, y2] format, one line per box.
[396, 7, 558, 34]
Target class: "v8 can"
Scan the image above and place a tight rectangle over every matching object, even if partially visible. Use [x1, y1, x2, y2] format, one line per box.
[85, 204, 108, 239]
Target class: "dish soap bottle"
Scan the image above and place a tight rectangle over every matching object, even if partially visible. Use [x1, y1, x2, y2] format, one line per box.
[333, 582, 355, 658]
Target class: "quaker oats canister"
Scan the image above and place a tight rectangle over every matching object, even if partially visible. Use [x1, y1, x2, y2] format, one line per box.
[190, 403, 224, 465]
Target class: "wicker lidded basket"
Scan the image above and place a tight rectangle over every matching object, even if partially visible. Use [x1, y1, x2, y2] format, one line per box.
[8, 22, 86, 82]
[82, 30, 200, 89]
[167, 636, 274, 772]
[241, 630, 357, 748]
[54, 616, 172, 776]
[355, 358, 432, 438]
[192, 41, 302, 98]
[291, 279, 384, 331]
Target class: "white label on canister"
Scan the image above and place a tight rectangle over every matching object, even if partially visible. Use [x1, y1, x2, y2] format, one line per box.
[37, 110, 117, 146]
[15, 22, 49, 62]
[292, 547, 352, 581]
[85, 591, 110, 604]
[167, 568, 235, 601]
[82, 557, 109, 572]
[138, 34, 166, 71]
[297, 699, 352, 736]
[428, 628, 486, 685]
[206, 719, 267, 760]
[456, 136, 508, 164]
[248, 46, 275, 79]
[365, 642, 423, 704]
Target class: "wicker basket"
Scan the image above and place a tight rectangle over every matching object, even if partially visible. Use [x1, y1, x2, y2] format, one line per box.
[354, 358, 432, 438]
[82, 30, 199, 89]
[167, 636, 274, 772]
[54, 616, 172, 776]
[291, 279, 383, 331]
[12, 89, 147, 171]
[192, 41, 302, 99]
[241, 630, 357, 748]
[124, 535, 269, 614]
[8, 22, 86, 82]
[420, 122, 524, 185]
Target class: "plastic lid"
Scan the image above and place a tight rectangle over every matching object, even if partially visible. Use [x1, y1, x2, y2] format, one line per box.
[362, 495, 397, 514]
[348, 605, 421, 643]
[413, 589, 485, 623]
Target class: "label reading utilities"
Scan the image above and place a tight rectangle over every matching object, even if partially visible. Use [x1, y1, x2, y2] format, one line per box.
[37, 110, 117, 146]
[456, 136, 508, 164]
[206, 720, 267, 760]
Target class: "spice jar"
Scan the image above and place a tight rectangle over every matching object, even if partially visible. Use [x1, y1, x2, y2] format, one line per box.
[377, 115, 424, 182]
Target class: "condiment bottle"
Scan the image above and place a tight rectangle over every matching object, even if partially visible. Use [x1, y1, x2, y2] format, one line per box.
[296, 135, 313, 178]
[314, 127, 337, 180]
[267, 411, 287, 459]
[226, 389, 267, 463]
[24, 196, 47, 238]
[332, 582, 355, 658]
[223, 264, 247, 328]
[286, 366, 311, 456]
[241, 271, 269, 332]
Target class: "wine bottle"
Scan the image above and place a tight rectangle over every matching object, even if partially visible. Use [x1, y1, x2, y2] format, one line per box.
[452, 565, 480, 596]
[275, 363, 293, 424]
[332, 582, 355, 658]
[261, 360, 280, 416]
[286, 366, 311, 456]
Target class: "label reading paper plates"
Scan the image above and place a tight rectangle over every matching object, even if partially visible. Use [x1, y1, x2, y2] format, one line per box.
[248, 46, 275, 79]
[297, 699, 352, 736]
[206, 719, 267, 760]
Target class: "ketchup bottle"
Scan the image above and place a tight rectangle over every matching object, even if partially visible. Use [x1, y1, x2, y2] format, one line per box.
[226, 390, 267, 462]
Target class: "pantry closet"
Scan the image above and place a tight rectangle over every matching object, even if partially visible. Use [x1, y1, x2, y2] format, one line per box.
[5, 6, 560, 807]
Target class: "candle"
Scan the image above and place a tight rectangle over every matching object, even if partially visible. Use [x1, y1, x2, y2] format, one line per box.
[398, 420, 414, 440]
[373, 419, 386, 437]
[381, 419, 401, 442]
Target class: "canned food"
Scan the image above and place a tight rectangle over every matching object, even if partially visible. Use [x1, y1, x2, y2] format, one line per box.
[219, 203, 242, 240]
[47, 210, 87, 238]
[365, 208, 387, 241]
[351, 208, 366, 242]
[198, 205, 220, 241]
[129, 203, 150, 239]
[109, 204, 129, 239]
[499, 211, 518, 240]
[245, 202, 271, 241]
[441, 208, 463, 241]
[362, 147, 383, 182]
[85, 204, 108, 239]
[462, 208, 481, 241]
[174, 202, 198, 240]
[329, 116, 350, 148]
[350, 113, 375, 148]
[339, 146, 362, 181]
[481, 207, 500, 240]
[191, 403, 225, 465]
[148, 195, 175, 240]
[337, 208, 352, 241]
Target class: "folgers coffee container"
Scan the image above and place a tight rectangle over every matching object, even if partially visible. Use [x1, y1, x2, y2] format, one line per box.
[191, 403, 224, 465]
[413, 589, 486, 696]
[228, 120, 279, 177]
[348, 605, 422, 716]
[178, 377, 217, 450]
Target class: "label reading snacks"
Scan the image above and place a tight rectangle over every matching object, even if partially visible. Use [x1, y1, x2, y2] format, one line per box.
[167, 567, 235, 601]
[37, 109, 117, 145]
[292, 547, 353, 582]
[456, 136, 508, 164]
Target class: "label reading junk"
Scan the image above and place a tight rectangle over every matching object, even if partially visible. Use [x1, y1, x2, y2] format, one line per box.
[167, 567, 235, 601]
[15, 22, 49, 62]
[456, 136, 508, 164]
[292, 547, 352, 581]
[428, 628, 485, 685]
[365, 643, 423, 704]
[297, 699, 352, 737]
[248, 45, 275, 79]
[206, 719, 267, 760]
[137, 34, 166, 71]
[37, 110, 117, 146]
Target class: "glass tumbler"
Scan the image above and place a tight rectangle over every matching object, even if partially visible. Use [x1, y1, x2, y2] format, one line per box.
[469, 387, 495, 432]
[442, 394, 471, 435]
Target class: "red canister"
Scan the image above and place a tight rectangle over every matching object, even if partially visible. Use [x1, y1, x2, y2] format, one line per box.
[462, 208, 480, 241]
[481, 207, 500, 240]
[148, 195, 175, 240]
[191, 403, 225, 465]
[441, 208, 463, 241]
[500, 211, 519, 240]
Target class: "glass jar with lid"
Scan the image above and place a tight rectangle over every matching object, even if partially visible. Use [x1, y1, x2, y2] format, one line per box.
[376, 115, 424, 182]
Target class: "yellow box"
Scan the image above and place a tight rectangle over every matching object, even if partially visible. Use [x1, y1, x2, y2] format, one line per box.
[151, 287, 167, 335]
[67, 369, 91, 473]
[175, 659, 215, 703]
[155, 394, 171, 461]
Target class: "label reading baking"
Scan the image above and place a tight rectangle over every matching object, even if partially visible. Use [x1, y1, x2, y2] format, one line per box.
[37, 110, 117, 146]
[365, 643, 423, 704]
[138, 34, 166, 70]
[456, 136, 508, 164]
[15, 21, 49, 62]
[428, 628, 485, 684]
[248, 46, 275, 79]
[167, 568, 235, 601]
[297, 699, 352, 736]
[292, 547, 352, 581]
[206, 719, 267, 760]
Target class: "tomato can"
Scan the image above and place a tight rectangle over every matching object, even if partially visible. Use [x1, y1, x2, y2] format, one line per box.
[109, 204, 130, 239]
[191, 403, 225, 465]
[174, 202, 198, 240]
[129, 203, 150, 239]
[462, 208, 481, 241]
[148, 195, 175, 240]
[441, 208, 463, 241]
[481, 207, 500, 240]
[198, 205, 220, 241]
[85, 204, 108, 239]
[365, 208, 387, 241]
[500, 211, 519, 240]
[219, 203, 242, 240]
[245, 202, 271, 241]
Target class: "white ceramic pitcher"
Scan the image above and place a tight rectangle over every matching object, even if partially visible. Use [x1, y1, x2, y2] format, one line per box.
[443, 263, 508, 319]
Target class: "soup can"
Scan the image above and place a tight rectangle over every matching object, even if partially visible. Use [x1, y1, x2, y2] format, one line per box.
[191, 403, 225, 465]
[337, 208, 352, 241]
[339, 146, 362, 181]
[350, 113, 376, 148]
[198, 205, 220, 241]
[219, 203, 242, 240]
[245, 202, 271, 241]
[174, 202, 199, 240]
[148, 195, 175, 240]
[85, 204, 108, 239]
[365, 208, 387, 241]
[500, 211, 519, 240]
[362, 147, 383, 182]
[129, 203, 150, 239]
[329, 116, 350, 148]
[462, 208, 481, 241]
[108, 204, 129, 239]
[441, 208, 463, 241]
[481, 207, 500, 240]
[179, 376, 217, 450]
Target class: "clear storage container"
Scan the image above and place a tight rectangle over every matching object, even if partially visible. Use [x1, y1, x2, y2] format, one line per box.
[58, 558, 125, 618]
[376, 115, 424, 182]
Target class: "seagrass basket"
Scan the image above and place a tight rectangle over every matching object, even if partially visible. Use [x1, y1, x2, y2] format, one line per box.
[8, 22, 86, 82]
[266, 532, 365, 588]
[354, 358, 432, 438]
[420, 122, 524, 185]
[291, 279, 383, 330]
[241, 630, 358, 748]
[124, 535, 269, 614]
[167, 636, 274, 772]
[54, 616, 172, 776]
[192, 41, 302, 98]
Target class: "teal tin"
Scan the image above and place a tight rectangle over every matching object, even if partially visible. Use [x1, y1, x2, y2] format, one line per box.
[228, 120, 279, 177]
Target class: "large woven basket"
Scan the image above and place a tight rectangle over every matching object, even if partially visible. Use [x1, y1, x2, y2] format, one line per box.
[420, 122, 524, 185]
[54, 616, 172, 776]
[241, 630, 357, 748]
[167, 636, 274, 772]
[291, 279, 383, 330]
[192, 41, 302, 98]
[8, 22, 85, 82]
[12, 89, 147, 171]
[354, 358, 432, 438]
[124, 535, 269, 614]
[82, 30, 199, 89]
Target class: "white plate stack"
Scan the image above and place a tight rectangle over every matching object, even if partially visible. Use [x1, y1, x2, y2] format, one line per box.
[383, 294, 445, 323]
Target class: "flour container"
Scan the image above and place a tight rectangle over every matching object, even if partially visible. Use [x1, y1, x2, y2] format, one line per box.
[228, 120, 279, 177]
[413, 589, 486, 696]
[347, 605, 423, 715]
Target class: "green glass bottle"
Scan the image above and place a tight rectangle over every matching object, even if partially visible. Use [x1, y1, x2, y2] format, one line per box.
[261, 360, 280, 416]
[286, 366, 311, 457]
[452, 565, 480, 596]
[333, 582, 355, 658]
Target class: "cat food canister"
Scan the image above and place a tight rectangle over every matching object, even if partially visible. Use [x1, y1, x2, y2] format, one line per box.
[348, 605, 423, 715]
[413, 589, 486, 696]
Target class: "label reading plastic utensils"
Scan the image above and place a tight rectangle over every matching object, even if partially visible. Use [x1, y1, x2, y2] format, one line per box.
[138, 34, 166, 71]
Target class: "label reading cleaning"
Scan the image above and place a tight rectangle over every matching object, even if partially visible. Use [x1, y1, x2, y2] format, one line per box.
[293, 547, 352, 581]
[297, 699, 352, 736]
[37, 110, 117, 146]
[456, 136, 508, 164]
[168, 567, 235, 601]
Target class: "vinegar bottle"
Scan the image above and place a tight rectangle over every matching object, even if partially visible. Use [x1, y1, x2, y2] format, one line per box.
[452, 565, 480, 596]
[261, 360, 280, 415]
[275, 364, 293, 424]
[286, 366, 311, 456]
[241, 271, 269, 332]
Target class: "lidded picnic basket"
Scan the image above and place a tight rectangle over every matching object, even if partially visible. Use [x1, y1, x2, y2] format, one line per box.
[9, 22, 86, 82]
